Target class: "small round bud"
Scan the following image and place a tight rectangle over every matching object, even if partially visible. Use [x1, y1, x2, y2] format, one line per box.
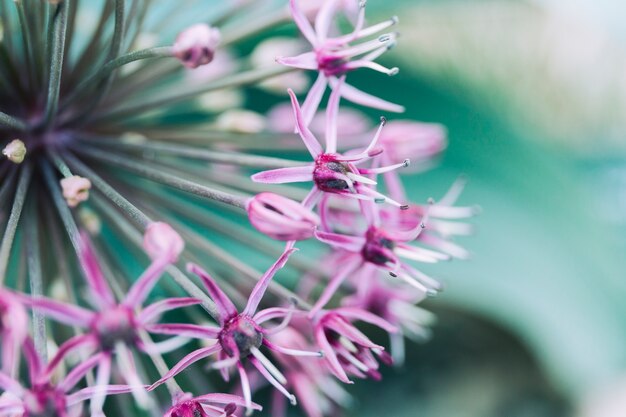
[173, 24, 221, 69]
[143, 221, 184, 263]
[247, 193, 319, 241]
[60, 175, 91, 207]
[2, 139, 26, 164]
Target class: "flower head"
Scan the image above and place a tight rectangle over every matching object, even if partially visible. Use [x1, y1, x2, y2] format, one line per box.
[246, 193, 320, 241]
[173, 24, 221, 69]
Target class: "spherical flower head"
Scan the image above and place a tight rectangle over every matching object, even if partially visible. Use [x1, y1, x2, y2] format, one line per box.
[379, 121, 447, 165]
[2, 139, 27, 164]
[246, 193, 319, 241]
[143, 221, 185, 263]
[173, 24, 221, 69]
[60, 175, 91, 208]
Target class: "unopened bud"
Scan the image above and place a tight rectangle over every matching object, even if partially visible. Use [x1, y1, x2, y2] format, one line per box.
[247, 193, 319, 241]
[173, 24, 221, 69]
[2, 139, 26, 164]
[60, 175, 91, 207]
[143, 222, 184, 263]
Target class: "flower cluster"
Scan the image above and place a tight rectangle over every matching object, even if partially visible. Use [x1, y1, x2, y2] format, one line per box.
[0, 1, 474, 416]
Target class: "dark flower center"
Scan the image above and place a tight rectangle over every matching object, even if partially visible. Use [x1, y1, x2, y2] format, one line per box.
[170, 401, 209, 417]
[313, 154, 352, 192]
[24, 384, 66, 417]
[219, 315, 263, 358]
[91, 305, 138, 351]
[361, 227, 396, 265]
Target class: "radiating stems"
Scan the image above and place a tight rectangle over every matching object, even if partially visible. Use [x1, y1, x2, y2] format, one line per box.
[89, 194, 221, 320]
[43, 0, 70, 129]
[0, 163, 33, 286]
[80, 137, 305, 169]
[25, 198, 47, 362]
[15, 2, 36, 93]
[71, 146, 248, 209]
[91, 66, 296, 124]
[58, 151, 151, 228]
[0, 112, 27, 130]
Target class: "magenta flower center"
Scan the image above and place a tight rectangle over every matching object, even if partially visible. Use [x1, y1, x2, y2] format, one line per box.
[219, 315, 263, 358]
[313, 154, 353, 192]
[90, 305, 138, 351]
[316, 50, 349, 77]
[361, 227, 396, 266]
[23, 384, 66, 417]
[169, 401, 209, 417]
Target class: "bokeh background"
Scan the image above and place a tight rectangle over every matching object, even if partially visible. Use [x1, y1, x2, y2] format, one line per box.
[344, 0, 626, 416]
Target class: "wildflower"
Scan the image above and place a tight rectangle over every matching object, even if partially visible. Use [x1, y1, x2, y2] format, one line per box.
[19, 225, 196, 415]
[2, 139, 26, 164]
[149, 249, 322, 414]
[60, 175, 92, 207]
[246, 193, 320, 241]
[164, 391, 260, 417]
[173, 24, 221, 69]
[278, 0, 403, 125]
[0, 336, 136, 417]
[252, 83, 410, 209]
[312, 308, 396, 383]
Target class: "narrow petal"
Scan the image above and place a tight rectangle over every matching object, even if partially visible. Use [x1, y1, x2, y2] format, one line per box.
[276, 52, 318, 70]
[263, 339, 322, 357]
[288, 89, 324, 157]
[314, 230, 365, 252]
[335, 80, 405, 113]
[89, 353, 112, 416]
[187, 263, 238, 324]
[149, 345, 221, 390]
[0, 371, 23, 395]
[79, 232, 116, 309]
[314, 326, 352, 384]
[138, 297, 202, 324]
[249, 356, 296, 406]
[60, 352, 107, 392]
[66, 385, 141, 406]
[301, 73, 327, 127]
[309, 256, 362, 315]
[333, 307, 398, 333]
[251, 165, 314, 184]
[237, 362, 253, 415]
[315, 0, 340, 41]
[45, 334, 98, 377]
[123, 258, 170, 308]
[195, 393, 261, 410]
[20, 296, 95, 327]
[243, 248, 297, 316]
[325, 76, 345, 154]
[289, 0, 318, 45]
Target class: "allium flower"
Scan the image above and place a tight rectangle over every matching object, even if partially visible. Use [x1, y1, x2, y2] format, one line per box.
[279, 0, 404, 125]
[0, 1, 473, 416]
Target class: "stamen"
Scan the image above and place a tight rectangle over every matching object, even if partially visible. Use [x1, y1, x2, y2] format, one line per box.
[2, 139, 27, 164]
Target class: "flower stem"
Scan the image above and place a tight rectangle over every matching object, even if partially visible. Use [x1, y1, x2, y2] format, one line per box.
[221, 6, 291, 46]
[25, 199, 47, 362]
[0, 112, 27, 130]
[43, 0, 70, 129]
[71, 146, 248, 209]
[0, 163, 33, 286]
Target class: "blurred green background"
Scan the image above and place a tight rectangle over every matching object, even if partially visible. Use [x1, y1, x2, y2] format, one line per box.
[346, 1, 626, 416]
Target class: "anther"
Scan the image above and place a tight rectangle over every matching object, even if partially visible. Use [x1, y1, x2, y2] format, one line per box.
[380, 116, 387, 126]
[403, 159, 410, 168]
[2, 139, 26, 164]
[400, 204, 409, 210]
[388, 67, 399, 76]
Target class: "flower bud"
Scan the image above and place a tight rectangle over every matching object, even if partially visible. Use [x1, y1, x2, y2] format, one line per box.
[173, 24, 221, 69]
[143, 221, 184, 263]
[379, 121, 447, 166]
[2, 139, 26, 164]
[247, 192, 319, 241]
[60, 175, 91, 207]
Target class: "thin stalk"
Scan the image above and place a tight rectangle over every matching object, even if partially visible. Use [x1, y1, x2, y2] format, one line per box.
[43, 0, 70, 129]
[61, 46, 172, 110]
[91, 66, 295, 124]
[56, 151, 151, 228]
[220, 6, 291, 46]
[15, 2, 36, 92]
[25, 198, 47, 362]
[71, 146, 248, 209]
[0, 112, 27, 130]
[0, 163, 33, 286]
[89, 193, 220, 320]
[80, 137, 305, 169]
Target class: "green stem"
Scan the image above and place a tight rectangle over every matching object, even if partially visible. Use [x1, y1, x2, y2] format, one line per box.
[0, 112, 27, 131]
[0, 163, 33, 286]
[43, 0, 70, 129]
[25, 199, 47, 362]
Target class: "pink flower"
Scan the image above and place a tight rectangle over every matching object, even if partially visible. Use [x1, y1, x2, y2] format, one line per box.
[164, 391, 260, 417]
[149, 249, 322, 414]
[252, 82, 409, 209]
[278, 0, 403, 126]
[143, 221, 185, 263]
[18, 225, 196, 415]
[246, 193, 319, 241]
[173, 24, 221, 69]
[0, 336, 137, 417]
[378, 120, 447, 168]
[0, 290, 28, 376]
[312, 308, 396, 384]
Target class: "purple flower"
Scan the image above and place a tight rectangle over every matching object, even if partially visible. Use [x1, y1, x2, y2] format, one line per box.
[279, 0, 404, 125]
[0, 290, 28, 377]
[246, 193, 319, 241]
[164, 391, 260, 417]
[18, 223, 195, 415]
[149, 249, 321, 414]
[173, 24, 221, 69]
[0, 337, 136, 417]
[252, 82, 409, 209]
[312, 308, 396, 384]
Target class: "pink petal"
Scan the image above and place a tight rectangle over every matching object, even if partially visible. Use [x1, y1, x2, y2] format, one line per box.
[315, 0, 340, 42]
[0, 371, 23, 395]
[314, 230, 365, 252]
[276, 52, 318, 70]
[334, 79, 405, 113]
[251, 165, 314, 184]
[149, 345, 221, 390]
[123, 258, 170, 308]
[310, 256, 362, 315]
[78, 232, 115, 309]
[145, 323, 220, 340]
[66, 385, 142, 406]
[195, 393, 261, 410]
[288, 89, 324, 157]
[289, 0, 318, 45]
[187, 263, 238, 323]
[138, 297, 201, 324]
[334, 307, 398, 333]
[314, 325, 352, 384]
[325, 76, 345, 154]
[60, 352, 107, 392]
[21, 296, 95, 327]
[45, 334, 98, 377]
[301, 73, 327, 127]
[243, 248, 297, 316]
